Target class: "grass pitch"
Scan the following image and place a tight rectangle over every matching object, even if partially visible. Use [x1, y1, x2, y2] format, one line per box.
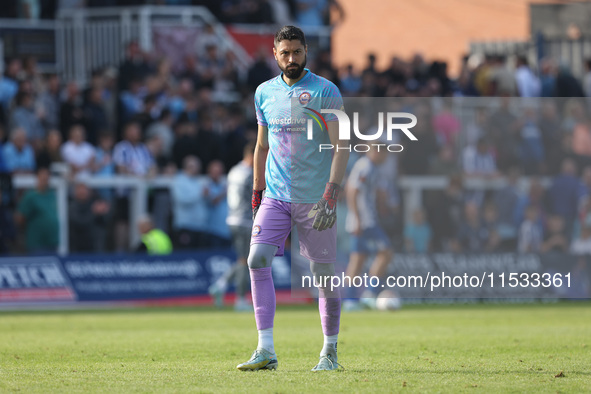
[0, 302, 589, 393]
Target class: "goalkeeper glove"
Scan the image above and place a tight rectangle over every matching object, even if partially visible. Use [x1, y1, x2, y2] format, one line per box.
[252, 189, 264, 221]
[308, 182, 340, 231]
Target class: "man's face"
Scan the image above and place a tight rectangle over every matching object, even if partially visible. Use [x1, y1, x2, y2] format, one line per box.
[273, 39, 307, 79]
[37, 169, 50, 190]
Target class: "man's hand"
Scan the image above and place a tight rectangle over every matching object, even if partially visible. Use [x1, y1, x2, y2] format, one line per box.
[308, 183, 340, 231]
[252, 189, 264, 221]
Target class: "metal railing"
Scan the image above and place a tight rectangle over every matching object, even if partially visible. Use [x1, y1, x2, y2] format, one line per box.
[54, 6, 252, 85]
[13, 174, 547, 256]
[469, 36, 591, 77]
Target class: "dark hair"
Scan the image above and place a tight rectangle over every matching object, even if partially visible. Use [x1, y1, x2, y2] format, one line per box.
[274, 25, 306, 47]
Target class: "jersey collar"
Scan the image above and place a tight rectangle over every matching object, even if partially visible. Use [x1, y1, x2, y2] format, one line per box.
[278, 68, 311, 89]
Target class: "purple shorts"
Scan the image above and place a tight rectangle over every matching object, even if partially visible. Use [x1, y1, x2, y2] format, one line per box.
[251, 197, 337, 263]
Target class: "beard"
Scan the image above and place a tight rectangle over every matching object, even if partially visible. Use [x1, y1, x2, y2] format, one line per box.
[280, 56, 307, 79]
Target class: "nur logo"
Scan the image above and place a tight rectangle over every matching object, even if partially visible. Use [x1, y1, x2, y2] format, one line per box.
[304, 108, 418, 153]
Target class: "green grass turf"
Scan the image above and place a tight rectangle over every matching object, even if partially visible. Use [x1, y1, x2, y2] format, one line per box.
[0, 302, 589, 393]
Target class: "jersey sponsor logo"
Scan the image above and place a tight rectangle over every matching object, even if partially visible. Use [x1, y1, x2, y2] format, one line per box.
[252, 225, 262, 237]
[268, 117, 307, 126]
[298, 91, 311, 105]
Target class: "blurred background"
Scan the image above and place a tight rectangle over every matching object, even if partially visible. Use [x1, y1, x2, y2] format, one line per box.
[0, 0, 590, 304]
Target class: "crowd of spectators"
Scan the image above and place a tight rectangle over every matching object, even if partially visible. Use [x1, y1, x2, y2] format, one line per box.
[3, 5, 591, 255]
[0, 0, 344, 28]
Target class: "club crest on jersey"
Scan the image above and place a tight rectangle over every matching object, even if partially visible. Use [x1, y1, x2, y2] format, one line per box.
[252, 225, 262, 237]
[298, 92, 311, 105]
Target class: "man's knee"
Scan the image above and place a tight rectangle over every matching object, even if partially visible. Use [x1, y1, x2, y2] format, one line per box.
[247, 243, 278, 269]
[310, 261, 335, 279]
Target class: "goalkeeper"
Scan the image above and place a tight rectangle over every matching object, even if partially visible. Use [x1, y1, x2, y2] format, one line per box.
[237, 26, 349, 372]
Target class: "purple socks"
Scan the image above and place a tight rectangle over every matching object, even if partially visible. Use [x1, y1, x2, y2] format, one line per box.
[318, 288, 341, 336]
[250, 267, 276, 330]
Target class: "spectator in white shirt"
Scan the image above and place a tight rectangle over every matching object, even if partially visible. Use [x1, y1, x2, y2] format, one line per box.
[518, 205, 543, 253]
[515, 56, 541, 98]
[462, 137, 498, 178]
[60, 124, 95, 179]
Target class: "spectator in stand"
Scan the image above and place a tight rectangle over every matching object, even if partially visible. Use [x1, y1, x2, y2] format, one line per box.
[247, 48, 273, 92]
[18, 0, 41, 19]
[548, 158, 580, 236]
[16, 167, 59, 253]
[539, 57, 557, 97]
[404, 208, 431, 253]
[37, 73, 61, 131]
[432, 101, 460, 147]
[10, 91, 45, 149]
[146, 108, 175, 160]
[204, 160, 230, 248]
[462, 137, 498, 178]
[428, 145, 459, 176]
[132, 93, 159, 134]
[2, 128, 36, 174]
[539, 100, 562, 174]
[167, 78, 193, 121]
[112, 122, 156, 252]
[118, 77, 145, 132]
[457, 201, 487, 252]
[541, 214, 569, 253]
[570, 101, 591, 169]
[488, 55, 517, 96]
[146, 135, 167, 172]
[518, 205, 543, 253]
[515, 178, 546, 226]
[22, 55, 43, 94]
[340, 64, 361, 96]
[69, 182, 110, 253]
[93, 131, 115, 201]
[61, 124, 95, 179]
[554, 64, 585, 98]
[485, 96, 520, 172]
[36, 129, 63, 170]
[135, 214, 172, 255]
[482, 203, 501, 252]
[584, 58, 591, 98]
[59, 81, 84, 142]
[0, 58, 21, 110]
[400, 103, 438, 175]
[198, 44, 225, 90]
[464, 108, 487, 146]
[171, 155, 208, 249]
[425, 175, 465, 251]
[518, 107, 544, 175]
[570, 223, 591, 255]
[494, 167, 523, 250]
[118, 40, 152, 91]
[83, 87, 109, 145]
[515, 56, 541, 97]
[0, 191, 16, 254]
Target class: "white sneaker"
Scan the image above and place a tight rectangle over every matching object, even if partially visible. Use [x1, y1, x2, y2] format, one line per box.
[208, 282, 226, 308]
[342, 300, 364, 311]
[234, 298, 254, 312]
[360, 290, 378, 310]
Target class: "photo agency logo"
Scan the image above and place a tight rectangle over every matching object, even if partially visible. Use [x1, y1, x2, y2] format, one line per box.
[304, 108, 418, 152]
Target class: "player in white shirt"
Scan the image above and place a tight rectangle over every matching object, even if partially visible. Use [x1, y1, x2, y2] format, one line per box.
[208, 143, 255, 311]
[344, 144, 394, 310]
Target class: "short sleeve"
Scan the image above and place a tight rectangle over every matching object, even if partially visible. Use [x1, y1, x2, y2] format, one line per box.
[348, 159, 370, 190]
[321, 81, 343, 123]
[254, 86, 267, 127]
[112, 142, 126, 167]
